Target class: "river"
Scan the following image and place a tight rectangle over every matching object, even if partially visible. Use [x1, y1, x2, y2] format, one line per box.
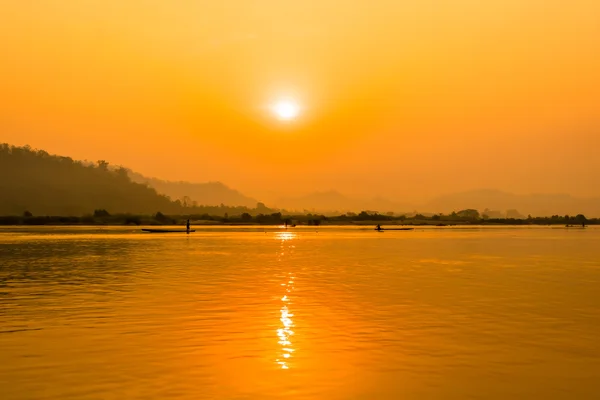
[1, 226, 599, 399]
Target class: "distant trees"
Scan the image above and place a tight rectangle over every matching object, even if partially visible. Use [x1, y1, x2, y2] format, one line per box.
[1, 209, 599, 227]
[254, 212, 285, 224]
[97, 160, 109, 171]
[241, 212, 252, 222]
[354, 211, 391, 221]
[256, 202, 269, 213]
[456, 209, 480, 220]
[180, 196, 192, 208]
[94, 209, 110, 217]
[155, 211, 167, 221]
[574, 214, 588, 227]
[357, 211, 370, 220]
[115, 167, 129, 180]
[124, 216, 141, 225]
[308, 218, 321, 226]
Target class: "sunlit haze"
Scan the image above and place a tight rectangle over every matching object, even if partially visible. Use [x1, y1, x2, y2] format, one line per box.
[272, 100, 300, 121]
[1, 1, 599, 204]
[2, 3, 600, 397]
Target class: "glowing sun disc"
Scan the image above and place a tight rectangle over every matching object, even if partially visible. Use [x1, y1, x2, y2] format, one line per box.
[273, 101, 299, 120]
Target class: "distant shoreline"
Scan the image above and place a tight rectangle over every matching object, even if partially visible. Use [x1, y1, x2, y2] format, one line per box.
[0, 214, 595, 227]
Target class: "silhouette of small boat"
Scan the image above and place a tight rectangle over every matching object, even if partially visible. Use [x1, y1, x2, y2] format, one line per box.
[141, 228, 195, 233]
[374, 227, 414, 231]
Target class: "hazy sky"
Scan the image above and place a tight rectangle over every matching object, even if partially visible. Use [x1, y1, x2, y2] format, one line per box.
[1, 1, 599, 202]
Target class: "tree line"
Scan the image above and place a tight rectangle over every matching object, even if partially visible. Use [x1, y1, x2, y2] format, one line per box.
[0, 209, 596, 226]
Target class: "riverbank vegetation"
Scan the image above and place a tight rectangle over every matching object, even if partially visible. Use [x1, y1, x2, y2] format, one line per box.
[0, 210, 596, 226]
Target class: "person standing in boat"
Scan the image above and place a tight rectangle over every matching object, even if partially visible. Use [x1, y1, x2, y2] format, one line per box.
[186, 219, 191, 234]
[376, 224, 382, 231]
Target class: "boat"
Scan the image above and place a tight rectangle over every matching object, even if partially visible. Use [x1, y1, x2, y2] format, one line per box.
[141, 228, 196, 233]
[374, 226, 414, 231]
[143, 219, 194, 233]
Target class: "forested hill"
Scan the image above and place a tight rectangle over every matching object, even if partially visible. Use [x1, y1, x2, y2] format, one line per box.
[0, 144, 269, 216]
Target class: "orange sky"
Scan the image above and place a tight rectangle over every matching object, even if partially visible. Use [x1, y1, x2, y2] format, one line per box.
[1, 1, 599, 202]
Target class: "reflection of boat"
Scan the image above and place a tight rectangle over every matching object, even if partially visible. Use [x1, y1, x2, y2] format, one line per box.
[141, 229, 195, 233]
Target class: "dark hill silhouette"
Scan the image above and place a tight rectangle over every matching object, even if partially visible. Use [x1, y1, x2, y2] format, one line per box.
[0, 144, 271, 216]
[0, 144, 180, 215]
[127, 171, 258, 208]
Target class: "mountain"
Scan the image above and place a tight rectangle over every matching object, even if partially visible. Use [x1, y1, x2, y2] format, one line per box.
[0, 144, 268, 216]
[275, 191, 416, 214]
[425, 189, 600, 217]
[275, 188, 600, 217]
[127, 172, 258, 208]
[0, 144, 179, 215]
[276, 191, 351, 213]
[3, 143, 596, 217]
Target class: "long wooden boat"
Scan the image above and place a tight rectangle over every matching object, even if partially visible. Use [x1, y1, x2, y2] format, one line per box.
[141, 228, 196, 233]
[375, 227, 414, 231]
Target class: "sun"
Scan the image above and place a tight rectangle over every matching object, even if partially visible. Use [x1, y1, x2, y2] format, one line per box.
[272, 100, 300, 121]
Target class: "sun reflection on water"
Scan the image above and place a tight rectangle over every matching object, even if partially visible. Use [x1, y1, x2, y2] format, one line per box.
[275, 231, 296, 370]
[276, 231, 296, 241]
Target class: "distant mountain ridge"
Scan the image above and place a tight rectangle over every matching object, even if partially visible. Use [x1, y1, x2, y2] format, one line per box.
[128, 171, 259, 208]
[275, 190, 416, 214]
[276, 189, 600, 217]
[3, 143, 598, 217]
[425, 189, 600, 217]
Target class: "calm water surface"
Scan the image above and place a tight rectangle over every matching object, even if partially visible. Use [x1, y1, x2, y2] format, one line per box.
[1, 226, 599, 399]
